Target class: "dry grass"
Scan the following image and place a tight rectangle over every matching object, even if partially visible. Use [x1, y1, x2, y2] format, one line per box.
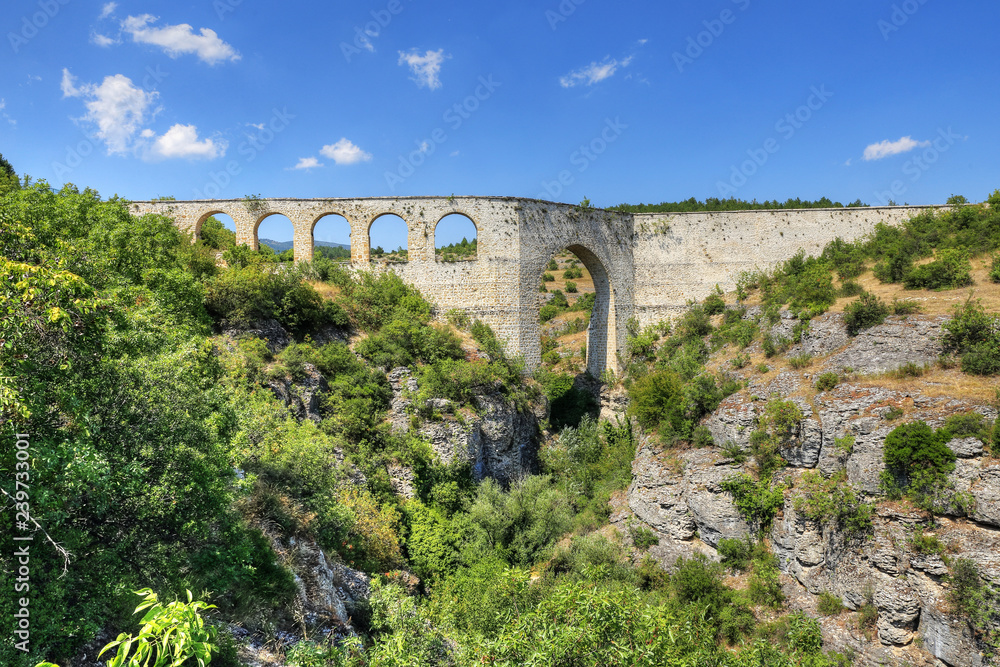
[307, 280, 341, 300]
[862, 366, 1000, 404]
[828, 262, 1000, 316]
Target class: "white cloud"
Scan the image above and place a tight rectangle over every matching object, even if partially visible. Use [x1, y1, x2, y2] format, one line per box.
[320, 138, 372, 165]
[862, 136, 931, 161]
[122, 14, 240, 64]
[292, 156, 323, 170]
[91, 32, 117, 47]
[560, 57, 622, 88]
[99, 2, 117, 19]
[398, 49, 448, 90]
[61, 69, 158, 154]
[0, 98, 12, 126]
[148, 124, 225, 160]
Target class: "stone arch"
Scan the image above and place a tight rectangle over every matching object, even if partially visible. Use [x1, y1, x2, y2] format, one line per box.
[368, 212, 410, 262]
[310, 213, 352, 263]
[433, 212, 479, 262]
[253, 211, 296, 259]
[534, 243, 617, 377]
[194, 209, 236, 240]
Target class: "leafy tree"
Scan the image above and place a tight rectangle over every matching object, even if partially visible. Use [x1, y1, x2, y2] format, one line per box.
[0, 152, 20, 194]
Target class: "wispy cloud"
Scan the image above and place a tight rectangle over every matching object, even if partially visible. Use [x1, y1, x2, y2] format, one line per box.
[122, 14, 240, 64]
[0, 99, 14, 126]
[398, 49, 448, 90]
[320, 138, 372, 165]
[99, 2, 117, 20]
[291, 156, 323, 170]
[91, 32, 117, 47]
[560, 56, 626, 88]
[863, 136, 931, 161]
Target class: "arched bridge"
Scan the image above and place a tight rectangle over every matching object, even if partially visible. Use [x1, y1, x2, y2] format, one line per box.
[132, 196, 938, 375]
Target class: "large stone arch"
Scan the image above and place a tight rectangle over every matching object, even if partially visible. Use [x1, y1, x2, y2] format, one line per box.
[252, 211, 295, 255]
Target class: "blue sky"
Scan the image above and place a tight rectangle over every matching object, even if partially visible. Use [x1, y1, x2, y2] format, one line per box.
[2, 0, 999, 247]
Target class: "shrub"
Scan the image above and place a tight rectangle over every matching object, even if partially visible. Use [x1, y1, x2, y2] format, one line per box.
[842, 291, 890, 336]
[903, 249, 974, 290]
[788, 354, 813, 369]
[990, 255, 1000, 283]
[909, 531, 946, 556]
[731, 353, 750, 369]
[629, 524, 660, 550]
[948, 559, 989, 623]
[942, 297, 1000, 375]
[838, 279, 864, 297]
[817, 591, 845, 616]
[446, 308, 471, 329]
[756, 364, 771, 374]
[939, 412, 992, 442]
[564, 280, 578, 293]
[888, 361, 926, 379]
[762, 333, 790, 358]
[793, 470, 873, 538]
[814, 372, 839, 391]
[547, 258, 559, 271]
[892, 299, 922, 315]
[675, 303, 713, 339]
[879, 420, 956, 508]
[628, 368, 687, 433]
[720, 473, 785, 534]
[884, 406, 905, 421]
[539, 303, 558, 323]
[692, 425, 714, 448]
[703, 290, 726, 315]
[542, 272, 555, 282]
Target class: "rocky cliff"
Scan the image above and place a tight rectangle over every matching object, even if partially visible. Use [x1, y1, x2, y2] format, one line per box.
[621, 310, 1000, 667]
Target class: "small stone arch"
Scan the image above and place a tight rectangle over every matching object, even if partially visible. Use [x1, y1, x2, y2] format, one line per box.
[253, 211, 296, 258]
[368, 212, 410, 262]
[433, 212, 479, 262]
[194, 209, 235, 240]
[310, 212, 353, 263]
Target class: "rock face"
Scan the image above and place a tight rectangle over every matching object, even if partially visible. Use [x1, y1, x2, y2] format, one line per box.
[268, 363, 329, 423]
[387, 367, 543, 486]
[623, 310, 1000, 666]
[223, 318, 292, 354]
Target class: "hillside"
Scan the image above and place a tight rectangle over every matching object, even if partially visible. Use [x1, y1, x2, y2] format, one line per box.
[2, 183, 999, 667]
[260, 238, 349, 253]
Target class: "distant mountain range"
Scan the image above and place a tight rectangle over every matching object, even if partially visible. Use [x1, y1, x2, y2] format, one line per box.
[260, 239, 349, 253]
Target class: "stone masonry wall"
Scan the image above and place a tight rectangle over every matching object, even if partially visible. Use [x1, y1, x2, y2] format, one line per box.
[130, 197, 942, 374]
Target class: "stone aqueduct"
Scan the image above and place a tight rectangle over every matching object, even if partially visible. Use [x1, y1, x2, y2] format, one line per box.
[131, 197, 939, 375]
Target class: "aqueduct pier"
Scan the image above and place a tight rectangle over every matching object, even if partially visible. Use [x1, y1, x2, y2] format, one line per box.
[131, 196, 941, 375]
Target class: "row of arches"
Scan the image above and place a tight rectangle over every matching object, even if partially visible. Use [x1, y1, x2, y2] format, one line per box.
[198, 210, 478, 263]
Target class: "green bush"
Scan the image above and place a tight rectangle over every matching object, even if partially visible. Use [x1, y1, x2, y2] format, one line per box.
[817, 591, 845, 616]
[941, 297, 1000, 376]
[627, 369, 685, 432]
[814, 372, 839, 391]
[565, 280, 578, 293]
[990, 255, 1000, 283]
[788, 354, 813, 369]
[793, 470, 872, 538]
[542, 272, 555, 282]
[720, 473, 786, 534]
[842, 290, 890, 336]
[838, 279, 864, 297]
[879, 420, 956, 509]
[703, 290, 726, 315]
[903, 249, 974, 290]
[892, 299, 922, 315]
